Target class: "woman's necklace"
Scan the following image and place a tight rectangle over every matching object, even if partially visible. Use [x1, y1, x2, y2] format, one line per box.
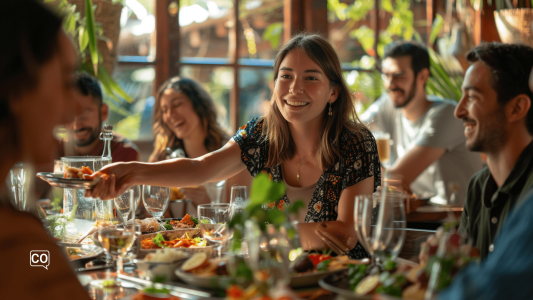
[296, 149, 315, 181]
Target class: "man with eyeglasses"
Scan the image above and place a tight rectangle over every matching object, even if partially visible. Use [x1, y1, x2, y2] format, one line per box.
[360, 41, 482, 206]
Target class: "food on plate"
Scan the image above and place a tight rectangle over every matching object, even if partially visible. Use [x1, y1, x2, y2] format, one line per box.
[175, 214, 196, 227]
[291, 253, 362, 274]
[63, 165, 107, 180]
[137, 218, 162, 233]
[144, 248, 189, 263]
[180, 253, 229, 276]
[170, 187, 184, 201]
[141, 232, 206, 249]
[355, 274, 380, 296]
[131, 286, 181, 300]
[347, 223, 480, 299]
[181, 252, 208, 272]
[226, 284, 297, 300]
[66, 247, 82, 260]
[136, 215, 198, 233]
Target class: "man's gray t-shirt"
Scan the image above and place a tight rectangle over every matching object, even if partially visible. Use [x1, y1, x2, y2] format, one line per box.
[360, 95, 483, 205]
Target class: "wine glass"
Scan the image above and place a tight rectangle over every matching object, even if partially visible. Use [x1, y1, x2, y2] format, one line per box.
[373, 190, 406, 261]
[244, 221, 290, 289]
[98, 191, 135, 279]
[142, 186, 170, 220]
[115, 188, 136, 223]
[229, 186, 247, 217]
[198, 203, 232, 257]
[355, 191, 406, 266]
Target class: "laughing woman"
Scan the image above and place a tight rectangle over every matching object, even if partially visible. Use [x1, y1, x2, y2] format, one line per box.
[87, 34, 381, 258]
[149, 77, 252, 211]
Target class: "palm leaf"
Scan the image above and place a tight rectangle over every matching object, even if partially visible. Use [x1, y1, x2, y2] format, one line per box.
[84, 0, 98, 75]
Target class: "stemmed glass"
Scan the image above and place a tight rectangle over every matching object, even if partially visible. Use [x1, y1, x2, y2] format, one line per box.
[373, 191, 406, 261]
[98, 190, 136, 279]
[198, 203, 232, 258]
[142, 186, 170, 220]
[114, 187, 140, 223]
[244, 221, 290, 290]
[229, 186, 247, 217]
[354, 191, 406, 266]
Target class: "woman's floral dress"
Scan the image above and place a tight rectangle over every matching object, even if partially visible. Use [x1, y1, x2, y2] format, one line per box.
[233, 117, 381, 259]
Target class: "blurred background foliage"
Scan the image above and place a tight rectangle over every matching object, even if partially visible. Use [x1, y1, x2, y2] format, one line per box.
[327, 0, 464, 113]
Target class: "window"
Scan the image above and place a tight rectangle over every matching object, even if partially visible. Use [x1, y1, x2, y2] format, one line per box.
[107, 0, 156, 141]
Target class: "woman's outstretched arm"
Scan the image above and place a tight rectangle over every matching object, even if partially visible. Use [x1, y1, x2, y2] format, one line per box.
[86, 140, 246, 200]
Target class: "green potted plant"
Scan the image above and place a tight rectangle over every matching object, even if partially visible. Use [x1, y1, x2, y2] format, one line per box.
[45, 0, 132, 103]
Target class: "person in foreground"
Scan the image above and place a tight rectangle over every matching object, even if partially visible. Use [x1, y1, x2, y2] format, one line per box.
[360, 41, 482, 204]
[149, 77, 252, 209]
[438, 187, 533, 300]
[455, 43, 533, 259]
[60, 72, 140, 161]
[0, 1, 89, 298]
[87, 33, 381, 258]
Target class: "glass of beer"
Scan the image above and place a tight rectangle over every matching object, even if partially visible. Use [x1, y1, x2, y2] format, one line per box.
[373, 132, 391, 168]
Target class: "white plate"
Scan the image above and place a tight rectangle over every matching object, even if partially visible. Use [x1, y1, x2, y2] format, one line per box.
[36, 172, 99, 189]
[175, 268, 234, 289]
[290, 267, 348, 288]
[174, 266, 348, 289]
[139, 229, 216, 257]
[318, 271, 373, 299]
[64, 244, 103, 261]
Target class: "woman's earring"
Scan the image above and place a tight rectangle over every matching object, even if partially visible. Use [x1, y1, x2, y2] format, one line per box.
[328, 102, 333, 116]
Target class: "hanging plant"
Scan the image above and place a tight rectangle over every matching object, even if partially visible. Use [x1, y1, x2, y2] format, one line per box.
[44, 0, 132, 105]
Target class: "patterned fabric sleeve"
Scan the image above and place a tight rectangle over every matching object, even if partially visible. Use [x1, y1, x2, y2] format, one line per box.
[341, 125, 381, 193]
[232, 116, 268, 177]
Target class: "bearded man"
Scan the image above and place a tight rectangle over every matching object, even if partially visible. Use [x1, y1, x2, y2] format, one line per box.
[361, 41, 482, 205]
[60, 72, 139, 161]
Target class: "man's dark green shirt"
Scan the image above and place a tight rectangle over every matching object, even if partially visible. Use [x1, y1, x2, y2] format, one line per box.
[459, 141, 533, 260]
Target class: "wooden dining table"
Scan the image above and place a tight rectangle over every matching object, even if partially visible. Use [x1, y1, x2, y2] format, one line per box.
[75, 227, 434, 300]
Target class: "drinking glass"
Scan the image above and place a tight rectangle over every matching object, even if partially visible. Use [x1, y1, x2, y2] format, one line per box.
[198, 203, 232, 257]
[372, 191, 406, 261]
[98, 191, 135, 279]
[229, 186, 247, 217]
[114, 187, 140, 223]
[373, 131, 391, 168]
[9, 163, 29, 211]
[205, 180, 225, 203]
[244, 221, 290, 289]
[142, 186, 170, 219]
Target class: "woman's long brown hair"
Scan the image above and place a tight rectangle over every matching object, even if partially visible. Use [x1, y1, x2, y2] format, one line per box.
[263, 33, 366, 170]
[149, 77, 229, 162]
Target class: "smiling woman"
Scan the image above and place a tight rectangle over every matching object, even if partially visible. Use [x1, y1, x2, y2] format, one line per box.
[148, 77, 252, 210]
[85, 34, 381, 259]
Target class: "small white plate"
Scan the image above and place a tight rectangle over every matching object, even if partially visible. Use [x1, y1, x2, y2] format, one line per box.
[36, 172, 99, 189]
[290, 267, 348, 288]
[175, 268, 233, 289]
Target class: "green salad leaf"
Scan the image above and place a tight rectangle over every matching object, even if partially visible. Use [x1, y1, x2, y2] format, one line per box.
[152, 233, 166, 248]
[190, 216, 199, 225]
[143, 286, 170, 294]
[194, 237, 207, 247]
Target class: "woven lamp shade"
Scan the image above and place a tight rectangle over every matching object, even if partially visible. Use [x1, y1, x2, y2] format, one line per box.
[69, 0, 123, 74]
[494, 9, 533, 48]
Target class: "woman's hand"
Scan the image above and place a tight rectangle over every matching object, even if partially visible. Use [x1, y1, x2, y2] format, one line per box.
[84, 162, 140, 200]
[181, 186, 211, 207]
